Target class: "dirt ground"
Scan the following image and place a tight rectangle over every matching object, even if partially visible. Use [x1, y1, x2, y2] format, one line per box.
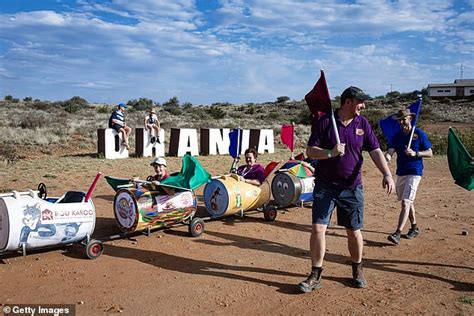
[0, 144, 473, 315]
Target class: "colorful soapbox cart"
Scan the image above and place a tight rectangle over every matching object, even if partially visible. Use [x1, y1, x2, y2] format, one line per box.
[105, 155, 210, 237]
[202, 161, 281, 221]
[271, 160, 315, 207]
[0, 173, 103, 259]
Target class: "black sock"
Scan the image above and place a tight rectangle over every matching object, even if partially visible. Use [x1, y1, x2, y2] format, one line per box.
[411, 223, 418, 230]
[311, 266, 322, 273]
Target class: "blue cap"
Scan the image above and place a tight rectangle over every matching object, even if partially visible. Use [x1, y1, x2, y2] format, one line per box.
[118, 103, 127, 108]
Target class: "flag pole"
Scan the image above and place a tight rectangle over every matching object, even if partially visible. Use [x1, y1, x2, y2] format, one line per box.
[291, 122, 295, 159]
[237, 127, 241, 158]
[407, 97, 422, 149]
[321, 69, 340, 144]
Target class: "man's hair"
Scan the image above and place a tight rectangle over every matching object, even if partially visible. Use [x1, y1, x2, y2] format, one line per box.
[340, 86, 370, 106]
[244, 147, 258, 158]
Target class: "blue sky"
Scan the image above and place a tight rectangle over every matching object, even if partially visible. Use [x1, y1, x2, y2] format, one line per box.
[1, 0, 473, 105]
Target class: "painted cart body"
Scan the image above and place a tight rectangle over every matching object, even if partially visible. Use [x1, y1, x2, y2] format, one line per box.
[0, 190, 100, 257]
[271, 172, 315, 207]
[203, 174, 272, 218]
[113, 186, 197, 233]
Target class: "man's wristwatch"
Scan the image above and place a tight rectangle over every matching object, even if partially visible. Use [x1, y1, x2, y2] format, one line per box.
[415, 151, 420, 158]
[327, 150, 332, 158]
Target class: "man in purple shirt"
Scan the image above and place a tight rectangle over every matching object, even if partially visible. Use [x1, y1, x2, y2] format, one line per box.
[298, 86, 394, 293]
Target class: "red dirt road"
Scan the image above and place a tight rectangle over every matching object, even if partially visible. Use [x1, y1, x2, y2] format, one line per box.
[0, 153, 473, 315]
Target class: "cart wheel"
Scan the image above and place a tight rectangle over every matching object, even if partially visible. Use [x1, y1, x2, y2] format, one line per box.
[263, 206, 277, 222]
[85, 239, 103, 259]
[188, 218, 205, 237]
[37, 182, 47, 200]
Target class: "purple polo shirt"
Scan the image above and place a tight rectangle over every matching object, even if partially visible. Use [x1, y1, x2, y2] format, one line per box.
[237, 163, 265, 184]
[308, 111, 380, 189]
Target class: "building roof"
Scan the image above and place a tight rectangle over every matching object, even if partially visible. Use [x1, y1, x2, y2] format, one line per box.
[428, 79, 474, 88]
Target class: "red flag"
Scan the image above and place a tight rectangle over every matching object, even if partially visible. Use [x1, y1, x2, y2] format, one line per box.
[305, 70, 332, 117]
[280, 124, 294, 152]
[294, 152, 306, 161]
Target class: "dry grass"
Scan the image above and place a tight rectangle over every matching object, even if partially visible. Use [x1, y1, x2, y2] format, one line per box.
[0, 99, 473, 163]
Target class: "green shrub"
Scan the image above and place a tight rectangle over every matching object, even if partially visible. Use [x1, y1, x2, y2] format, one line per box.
[18, 112, 51, 129]
[276, 96, 290, 104]
[164, 106, 182, 116]
[245, 105, 256, 115]
[32, 101, 53, 111]
[64, 103, 81, 114]
[293, 107, 312, 125]
[267, 111, 281, 121]
[182, 102, 193, 109]
[207, 106, 226, 119]
[97, 105, 109, 114]
[0, 143, 20, 164]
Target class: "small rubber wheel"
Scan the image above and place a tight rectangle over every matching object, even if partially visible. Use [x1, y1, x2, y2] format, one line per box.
[188, 218, 205, 237]
[85, 239, 103, 259]
[37, 183, 47, 199]
[263, 206, 277, 222]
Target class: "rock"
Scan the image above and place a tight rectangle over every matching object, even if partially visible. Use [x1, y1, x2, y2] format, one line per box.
[77, 301, 84, 305]
[462, 230, 469, 236]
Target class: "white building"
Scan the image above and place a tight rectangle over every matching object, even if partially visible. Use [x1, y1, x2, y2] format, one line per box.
[428, 79, 474, 98]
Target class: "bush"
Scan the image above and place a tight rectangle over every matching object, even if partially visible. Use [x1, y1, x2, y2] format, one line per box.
[276, 96, 290, 104]
[17, 112, 51, 129]
[267, 111, 281, 121]
[164, 106, 182, 116]
[64, 103, 81, 114]
[162, 96, 179, 107]
[97, 106, 110, 114]
[292, 107, 312, 125]
[245, 105, 256, 115]
[128, 98, 153, 111]
[207, 106, 226, 119]
[32, 101, 53, 111]
[63, 96, 88, 114]
[0, 143, 20, 164]
[182, 102, 193, 109]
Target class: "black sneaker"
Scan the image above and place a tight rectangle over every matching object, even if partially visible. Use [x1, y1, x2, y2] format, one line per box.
[405, 228, 419, 239]
[150, 136, 156, 144]
[156, 136, 161, 144]
[387, 232, 401, 245]
[298, 269, 322, 293]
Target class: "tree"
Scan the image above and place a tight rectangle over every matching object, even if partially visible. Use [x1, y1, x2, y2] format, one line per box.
[63, 96, 88, 113]
[163, 96, 179, 107]
[276, 96, 290, 104]
[23, 97, 33, 102]
[4, 95, 13, 101]
[386, 91, 400, 99]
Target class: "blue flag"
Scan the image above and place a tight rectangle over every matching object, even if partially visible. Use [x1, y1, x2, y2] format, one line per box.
[228, 128, 242, 158]
[379, 98, 422, 145]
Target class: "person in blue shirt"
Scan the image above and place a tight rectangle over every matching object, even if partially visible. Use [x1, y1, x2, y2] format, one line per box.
[109, 103, 132, 149]
[385, 108, 433, 245]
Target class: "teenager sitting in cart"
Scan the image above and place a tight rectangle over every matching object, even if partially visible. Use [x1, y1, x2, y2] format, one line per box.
[234, 148, 265, 186]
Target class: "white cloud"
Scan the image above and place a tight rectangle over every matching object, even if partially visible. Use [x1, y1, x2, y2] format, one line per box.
[0, 0, 472, 103]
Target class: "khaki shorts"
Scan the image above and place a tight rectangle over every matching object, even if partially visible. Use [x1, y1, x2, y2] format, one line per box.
[396, 175, 421, 202]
